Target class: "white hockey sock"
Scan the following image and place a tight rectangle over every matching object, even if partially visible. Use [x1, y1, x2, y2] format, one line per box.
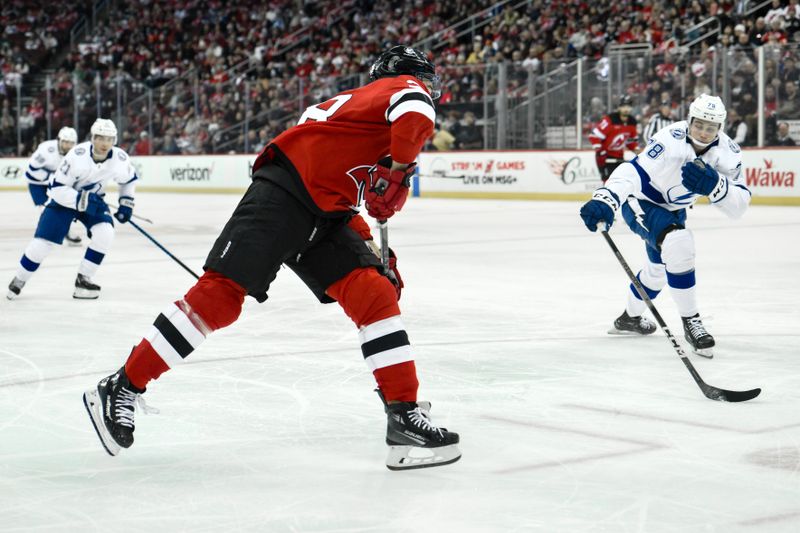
[625, 263, 665, 317]
[667, 270, 699, 317]
[358, 316, 414, 372]
[78, 223, 114, 278]
[15, 238, 55, 281]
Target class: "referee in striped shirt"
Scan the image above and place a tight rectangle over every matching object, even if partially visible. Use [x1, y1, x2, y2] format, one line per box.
[643, 100, 673, 142]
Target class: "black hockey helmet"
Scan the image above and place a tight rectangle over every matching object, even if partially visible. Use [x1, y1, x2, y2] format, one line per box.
[370, 45, 441, 98]
[618, 94, 633, 107]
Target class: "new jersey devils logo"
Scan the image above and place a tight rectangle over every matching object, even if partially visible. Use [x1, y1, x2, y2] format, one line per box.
[346, 165, 372, 209]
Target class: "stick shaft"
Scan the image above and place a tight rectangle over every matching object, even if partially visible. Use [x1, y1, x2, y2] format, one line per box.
[129, 220, 200, 279]
[377, 219, 389, 274]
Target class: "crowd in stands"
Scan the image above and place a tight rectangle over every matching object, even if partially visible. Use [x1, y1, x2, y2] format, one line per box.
[4, 0, 800, 157]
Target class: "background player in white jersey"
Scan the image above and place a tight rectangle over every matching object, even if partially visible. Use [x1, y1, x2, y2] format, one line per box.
[7, 119, 138, 300]
[26, 127, 82, 246]
[579, 94, 751, 357]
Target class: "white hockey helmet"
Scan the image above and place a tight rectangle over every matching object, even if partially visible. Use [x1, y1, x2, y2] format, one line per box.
[90, 118, 118, 144]
[57, 126, 78, 143]
[688, 94, 726, 146]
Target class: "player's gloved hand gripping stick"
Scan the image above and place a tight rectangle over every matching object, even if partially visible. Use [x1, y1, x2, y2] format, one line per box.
[598, 223, 760, 402]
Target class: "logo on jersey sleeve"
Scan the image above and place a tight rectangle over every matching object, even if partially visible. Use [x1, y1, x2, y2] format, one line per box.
[670, 128, 686, 139]
[728, 139, 741, 153]
[666, 184, 698, 205]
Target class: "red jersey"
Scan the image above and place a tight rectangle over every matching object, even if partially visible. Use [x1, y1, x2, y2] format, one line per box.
[589, 112, 639, 160]
[253, 75, 436, 213]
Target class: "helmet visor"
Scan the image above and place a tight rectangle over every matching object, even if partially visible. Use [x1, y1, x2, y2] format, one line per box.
[416, 72, 442, 100]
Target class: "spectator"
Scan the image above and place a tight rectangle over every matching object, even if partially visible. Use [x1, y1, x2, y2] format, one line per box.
[432, 127, 456, 150]
[726, 108, 749, 146]
[454, 111, 483, 150]
[778, 80, 800, 118]
[770, 121, 796, 145]
[132, 131, 151, 155]
[160, 133, 180, 155]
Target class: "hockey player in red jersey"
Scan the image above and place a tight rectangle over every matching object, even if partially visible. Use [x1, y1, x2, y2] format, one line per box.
[589, 95, 639, 182]
[83, 46, 461, 470]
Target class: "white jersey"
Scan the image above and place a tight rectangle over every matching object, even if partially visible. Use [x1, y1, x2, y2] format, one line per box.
[26, 139, 64, 185]
[49, 142, 138, 210]
[603, 120, 751, 219]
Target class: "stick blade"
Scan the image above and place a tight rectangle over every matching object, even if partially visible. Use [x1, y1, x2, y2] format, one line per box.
[701, 385, 761, 403]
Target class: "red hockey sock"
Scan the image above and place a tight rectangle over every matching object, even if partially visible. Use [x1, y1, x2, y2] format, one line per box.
[125, 270, 246, 389]
[327, 268, 418, 402]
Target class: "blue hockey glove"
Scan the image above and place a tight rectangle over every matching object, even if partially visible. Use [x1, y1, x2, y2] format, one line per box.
[681, 158, 721, 196]
[114, 196, 134, 224]
[77, 191, 109, 217]
[580, 187, 620, 231]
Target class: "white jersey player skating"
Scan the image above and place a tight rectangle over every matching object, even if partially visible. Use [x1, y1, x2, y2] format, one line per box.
[7, 119, 138, 300]
[580, 94, 752, 357]
[26, 127, 83, 246]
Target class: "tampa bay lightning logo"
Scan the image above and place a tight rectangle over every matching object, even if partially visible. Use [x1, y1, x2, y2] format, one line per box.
[728, 139, 741, 153]
[670, 128, 686, 139]
[666, 185, 697, 205]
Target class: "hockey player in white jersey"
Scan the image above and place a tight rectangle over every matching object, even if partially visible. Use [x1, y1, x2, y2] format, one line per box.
[7, 119, 138, 300]
[579, 94, 751, 357]
[26, 127, 82, 246]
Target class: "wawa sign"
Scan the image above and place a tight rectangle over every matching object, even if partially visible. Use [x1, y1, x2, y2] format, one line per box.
[742, 155, 797, 195]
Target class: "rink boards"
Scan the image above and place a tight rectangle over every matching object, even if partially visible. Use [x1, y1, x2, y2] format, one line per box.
[1, 149, 798, 205]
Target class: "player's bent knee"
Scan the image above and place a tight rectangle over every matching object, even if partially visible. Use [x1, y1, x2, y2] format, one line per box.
[24, 238, 56, 263]
[87, 222, 114, 252]
[661, 228, 695, 273]
[183, 270, 247, 331]
[328, 267, 400, 328]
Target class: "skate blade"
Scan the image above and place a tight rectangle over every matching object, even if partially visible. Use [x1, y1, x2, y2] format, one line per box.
[607, 327, 652, 336]
[692, 347, 714, 359]
[6, 291, 18, 300]
[83, 389, 121, 456]
[73, 288, 100, 299]
[385, 443, 461, 471]
[65, 238, 83, 247]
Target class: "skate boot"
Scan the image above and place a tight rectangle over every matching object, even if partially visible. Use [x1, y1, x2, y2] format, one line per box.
[73, 274, 100, 299]
[682, 314, 715, 358]
[608, 310, 657, 335]
[83, 366, 155, 456]
[384, 400, 461, 471]
[7, 277, 25, 300]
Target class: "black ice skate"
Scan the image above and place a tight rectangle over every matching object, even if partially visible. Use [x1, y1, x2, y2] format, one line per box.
[682, 314, 715, 358]
[608, 310, 657, 335]
[7, 277, 25, 300]
[83, 366, 155, 456]
[73, 274, 100, 299]
[383, 400, 461, 471]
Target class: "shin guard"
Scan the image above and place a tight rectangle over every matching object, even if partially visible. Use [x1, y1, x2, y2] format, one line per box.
[328, 268, 418, 402]
[125, 270, 246, 389]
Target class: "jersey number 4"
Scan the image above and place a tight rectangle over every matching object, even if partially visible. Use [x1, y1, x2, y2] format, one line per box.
[298, 94, 353, 124]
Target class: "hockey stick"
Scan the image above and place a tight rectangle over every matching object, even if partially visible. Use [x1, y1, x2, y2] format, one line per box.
[107, 202, 154, 224]
[128, 219, 200, 279]
[377, 219, 389, 274]
[599, 227, 761, 402]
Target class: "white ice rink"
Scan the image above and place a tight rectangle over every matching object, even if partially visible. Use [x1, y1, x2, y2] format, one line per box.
[1, 190, 798, 532]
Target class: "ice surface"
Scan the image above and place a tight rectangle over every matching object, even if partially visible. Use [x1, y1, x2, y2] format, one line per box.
[1, 191, 798, 532]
